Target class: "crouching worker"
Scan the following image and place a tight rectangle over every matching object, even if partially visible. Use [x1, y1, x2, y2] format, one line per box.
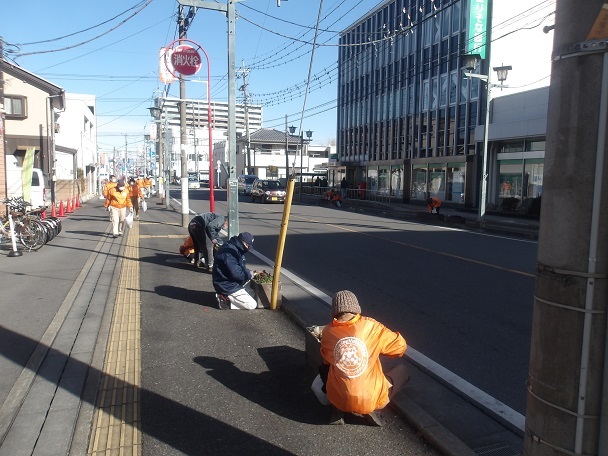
[427, 196, 441, 214]
[212, 232, 258, 310]
[320, 290, 409, 425]
[179, 236, 195, 263]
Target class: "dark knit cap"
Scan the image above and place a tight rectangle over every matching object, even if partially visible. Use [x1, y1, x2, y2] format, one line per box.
[331, 290, 361, 317]
[238, 232, 254, 245]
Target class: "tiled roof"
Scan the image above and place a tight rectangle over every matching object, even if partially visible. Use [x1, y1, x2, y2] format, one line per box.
[248, 128, 300, 143]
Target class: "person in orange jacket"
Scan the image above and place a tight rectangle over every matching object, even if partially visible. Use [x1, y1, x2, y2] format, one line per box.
[427, 196, 442, 214]
[128, 177, 144, 220]
[103, 175, 118, 222]
[107, 179, 133, 238]
[143, 175, 153, 197]
[179, 236, 196, 263]
[320, 290, 409, 425]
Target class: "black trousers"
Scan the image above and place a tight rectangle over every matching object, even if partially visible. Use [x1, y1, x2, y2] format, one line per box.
[187, 220, 214, 266]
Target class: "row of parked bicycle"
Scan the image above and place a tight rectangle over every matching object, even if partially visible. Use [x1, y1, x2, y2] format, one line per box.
[1, 197, 62, 251]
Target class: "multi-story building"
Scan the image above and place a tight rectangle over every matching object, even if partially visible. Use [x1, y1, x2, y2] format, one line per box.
[337, 0, 552, 211]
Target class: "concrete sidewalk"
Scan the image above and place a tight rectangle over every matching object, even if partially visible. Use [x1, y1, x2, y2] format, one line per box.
[0, 195, 525, 455]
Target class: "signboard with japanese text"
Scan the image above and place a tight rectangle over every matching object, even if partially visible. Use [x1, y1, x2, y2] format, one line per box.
[467, 0, 489, 59]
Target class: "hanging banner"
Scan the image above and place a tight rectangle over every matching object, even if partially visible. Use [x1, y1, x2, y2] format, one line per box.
[468, 0, 489, 59]
[159, 47, 176, 84]
[22, 147, 35, 203]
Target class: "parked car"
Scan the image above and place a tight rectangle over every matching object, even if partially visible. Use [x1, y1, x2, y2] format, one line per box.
[188, 175, 200, 189]
[250, 179, 286, 204]
[238, 174, 258, 195]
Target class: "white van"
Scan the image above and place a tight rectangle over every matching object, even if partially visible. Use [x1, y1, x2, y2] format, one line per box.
[6, 167, 48, 209]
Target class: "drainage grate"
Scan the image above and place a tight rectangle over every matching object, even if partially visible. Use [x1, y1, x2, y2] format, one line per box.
[473, 443, 521, 456]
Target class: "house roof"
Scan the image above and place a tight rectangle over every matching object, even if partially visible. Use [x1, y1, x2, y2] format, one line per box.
[246, 128, 301, 144]
[1, 59, 65, 109]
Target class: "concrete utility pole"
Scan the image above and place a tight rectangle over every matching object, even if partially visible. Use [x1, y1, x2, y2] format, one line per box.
[525, 2, 608, 455]
[239, 61, 251, 175]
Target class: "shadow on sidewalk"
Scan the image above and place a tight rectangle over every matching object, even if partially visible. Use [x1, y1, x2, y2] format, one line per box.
[194, 346, 325, 425]
[154, 285, 217, 308]
[0, 326, 296, 455]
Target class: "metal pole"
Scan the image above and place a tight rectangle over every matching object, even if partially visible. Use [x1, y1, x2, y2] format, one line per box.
[299, 132, 303, 202]
[479, 73, 491, 221]
[179, 5, 190, 228]
[164, 104, 170, 210]
[285, 115, 289, 178]
[227, 0, 239, 236]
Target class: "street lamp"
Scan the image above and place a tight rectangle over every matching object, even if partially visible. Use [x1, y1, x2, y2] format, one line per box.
[148, 105, 165, 205]
[299, 129, 313, 201]
[462, 54, 511, 220]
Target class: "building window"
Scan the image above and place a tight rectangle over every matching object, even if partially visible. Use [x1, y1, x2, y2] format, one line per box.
[5, 95, 27, 118]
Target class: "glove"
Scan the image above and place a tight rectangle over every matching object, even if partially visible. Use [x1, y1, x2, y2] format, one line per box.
[211, 239, 218, 245]
[130, 207, 134, 213]
[107, 206, 112, 212]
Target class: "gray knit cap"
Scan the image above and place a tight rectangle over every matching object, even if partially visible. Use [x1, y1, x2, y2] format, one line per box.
[331, 290, 361, 317]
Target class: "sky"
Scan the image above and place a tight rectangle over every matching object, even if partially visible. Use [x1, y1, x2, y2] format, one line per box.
[2, 0, 555, 156]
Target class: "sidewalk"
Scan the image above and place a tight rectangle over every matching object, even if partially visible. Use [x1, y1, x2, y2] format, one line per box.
[0, 198, 436, 455]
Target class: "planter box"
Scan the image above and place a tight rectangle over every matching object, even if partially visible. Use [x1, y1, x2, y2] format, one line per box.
[250, 281, 282, 309]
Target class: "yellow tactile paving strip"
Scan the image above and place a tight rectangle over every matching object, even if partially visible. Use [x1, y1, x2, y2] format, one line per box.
[88, 222, 141, 456]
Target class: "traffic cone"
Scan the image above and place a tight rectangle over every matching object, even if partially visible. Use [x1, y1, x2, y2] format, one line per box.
[51, 204, 57, 218]
[66, 198, 73, 213]
[76, 196, 82, 208]
[41, 210, 46, 220]
[58, 201, 66, 217]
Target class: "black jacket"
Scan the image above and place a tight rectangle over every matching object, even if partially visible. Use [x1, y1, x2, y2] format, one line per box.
[212, 236, 252, 295]
[190, 212, 225, 242]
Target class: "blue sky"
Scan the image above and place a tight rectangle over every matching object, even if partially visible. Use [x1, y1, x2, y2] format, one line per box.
[2, 0, 384, 154]
[2, 0, 555, 155]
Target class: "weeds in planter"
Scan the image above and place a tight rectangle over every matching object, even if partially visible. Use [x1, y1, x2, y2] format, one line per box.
[253, 270, 273, 284]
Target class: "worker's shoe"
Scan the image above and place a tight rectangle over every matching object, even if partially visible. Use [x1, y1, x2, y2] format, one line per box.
[215, 293, 230, 310]
[352, 411, 383, 427]
[328, 406, 344, 425]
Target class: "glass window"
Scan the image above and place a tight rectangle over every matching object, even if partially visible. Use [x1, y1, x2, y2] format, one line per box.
[524, 159, 544, 198]
[367, 167, 378, 191]
[411, 166, 427, 200]
[429, 165, 445, 199]
[431, 77, 438, 109]
[378, 166, 390, 194]
[449, 71, 458, 105]
[440, 74, 448, 107]
[422, 80, 430, 111]
[446, 163, 465, 203]
[5, 96, 26, 117]
[498, 160, 523, 210]
[391, 165, 403, 197]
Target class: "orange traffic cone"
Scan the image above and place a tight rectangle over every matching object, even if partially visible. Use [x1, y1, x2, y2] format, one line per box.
[51, 204, 57, 218]
[76, 197, 82, 208]
[58, 201, 66, 217]
[41, 210, 46, 220]
[66, 198, 73, 213]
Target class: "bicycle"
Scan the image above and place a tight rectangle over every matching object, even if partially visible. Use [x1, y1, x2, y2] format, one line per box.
[1, 198, 46, 250]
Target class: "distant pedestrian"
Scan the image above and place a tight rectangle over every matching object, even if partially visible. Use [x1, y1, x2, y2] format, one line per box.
[427, 197, 441, 214]
[321, 177, 328, 189]
[187, 212, 228, 271]
[340, 177, 348, 198]
[128, 177, 144, 220]
[319, 290, 409, 425]
[107, 179, 133, 238]
[212, 232, 258, 310]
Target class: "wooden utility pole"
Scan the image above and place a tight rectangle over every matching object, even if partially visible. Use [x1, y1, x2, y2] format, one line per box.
[525, 1, 608, 455]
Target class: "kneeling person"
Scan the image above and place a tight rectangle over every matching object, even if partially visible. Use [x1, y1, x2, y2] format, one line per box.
[212, 232, 258, 310]
[320, 290, 409, 425]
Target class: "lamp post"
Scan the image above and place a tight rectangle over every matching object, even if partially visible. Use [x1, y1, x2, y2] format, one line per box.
[148, 104, 164, 205]
[462, 54, 511, 220]
[299, 129, 313, 202]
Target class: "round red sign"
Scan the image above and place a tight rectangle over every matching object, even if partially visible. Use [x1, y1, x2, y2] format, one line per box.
[171, 45, 202, 76]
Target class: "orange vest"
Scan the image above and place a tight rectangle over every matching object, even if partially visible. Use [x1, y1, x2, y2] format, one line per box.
[179, 236, 195, 255]
[128, 183, 143, 198]
[321, 314, 406, 414]
[107, 187, 133, 209]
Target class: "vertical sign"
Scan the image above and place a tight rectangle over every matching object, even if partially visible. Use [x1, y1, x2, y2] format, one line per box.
[468, 0, 489, 59]
[159, 48, 176, 84]
[22, 147, 35, 203]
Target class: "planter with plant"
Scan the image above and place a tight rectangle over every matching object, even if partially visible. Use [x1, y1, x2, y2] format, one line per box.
[250, 270, 282, 309]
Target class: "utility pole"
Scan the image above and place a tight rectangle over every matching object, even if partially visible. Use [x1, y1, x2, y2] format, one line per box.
[239, 60, 251, 174]
[525, 2, 608, 455]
